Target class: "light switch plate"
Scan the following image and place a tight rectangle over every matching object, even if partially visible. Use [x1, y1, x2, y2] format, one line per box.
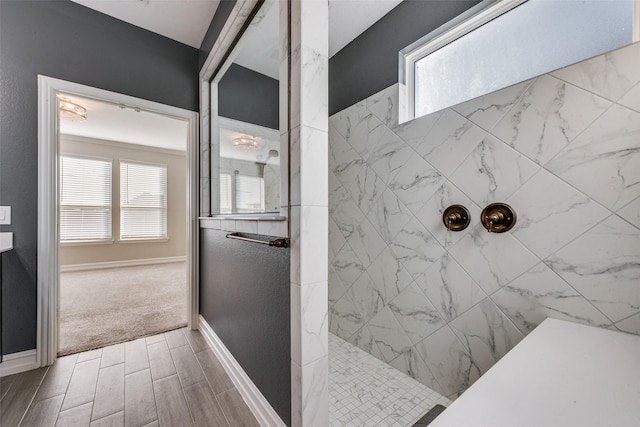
[0, 206, 11, 225]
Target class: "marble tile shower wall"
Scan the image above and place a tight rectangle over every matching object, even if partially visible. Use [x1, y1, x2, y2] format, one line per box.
[327, 42, 640, 399]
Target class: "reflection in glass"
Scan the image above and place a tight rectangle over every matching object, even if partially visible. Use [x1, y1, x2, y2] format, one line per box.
[212, 0, 280, 214]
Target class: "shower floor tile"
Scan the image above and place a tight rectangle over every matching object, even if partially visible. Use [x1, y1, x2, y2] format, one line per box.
[329, 333, 451, 426]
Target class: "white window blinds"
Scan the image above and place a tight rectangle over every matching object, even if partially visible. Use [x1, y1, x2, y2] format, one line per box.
[235, 174, 264, 213]
[120, 161, 167, 240]
[60, 155, 113, 242]
[220, 173, 232, 214]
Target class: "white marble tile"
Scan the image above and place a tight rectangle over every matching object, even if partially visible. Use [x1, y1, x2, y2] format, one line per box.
[617, 197, 640, 230]
[346, 325, 381, 357]
[545, 215, 640, 322]
[291, 356, 329, 427]
[329, 294, 364, 339]
[366, 84, 400, 130]
[328, 216, 346, 262]
[330, 244, 365, 290]
[617, 81, 640, 113]
[234, 220, 258, 234]
[388, 155, 445, 214]
[416, 109, 486, 176]
[449, 135, 540, 206]
[298, 0, 328, 58]
[416, 181, 482, 250]
[492, 75, 611, 165]
[388, 282, 445, 344]
[389, 217, 446, 280]
[346, 217, 387, 269]
[290, 205, 328, 286]
[332, 102, 390, 159]
[365, 131, 414, 184]
[395, 109, 443, 150]
[329, 187, 364, 240]
[452, 79, 533, 131]
[292, 45, 328, 133]
[329, 125, 364, 189]
[290, 126, 328, 207]
[615, 312, 640, 335]
[388, 348, 442, 394]
[491, 263, 612, 335]
[367, 306, 414, 363]
[550, 42, 640, 102]
[366, 246, 414, 306]
[279, 131, 289, 211]
[328, 171, 346, 214]
[448, 225, 540, 295]
[413, 325, 477, 397]
[365, 188, 413, 244]
[219, 219, 235, 232]
[417, 254, 486, 322]
[257, 220, 287, 238]
[449, 299, 524, 375]
[291, 281, 328, 366]
[507, 169, 610, 259]
[347, 165, 386, 214]
[546, 104, 640, 211]
[346, 271, 385, 325]
[328, 265, 347, 307]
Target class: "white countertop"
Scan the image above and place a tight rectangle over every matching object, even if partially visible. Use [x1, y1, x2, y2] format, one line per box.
[431, 318, 640, 427]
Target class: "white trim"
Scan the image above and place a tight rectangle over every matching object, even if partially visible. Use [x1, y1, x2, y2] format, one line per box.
[399, 0, 524, 123]
[61, 134, 186, 157]
[198, 315, 286, 427]
[38, 75, 199, 367]
[0, 350, 39, 377]
[60, 256, 187, 272]
[635, 0, 640, 42]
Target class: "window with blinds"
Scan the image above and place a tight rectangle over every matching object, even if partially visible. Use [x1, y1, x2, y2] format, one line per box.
[60, 155, 113, 242]
[220, 173, 232, 214]
[120, 161, 167, 240]
[235, 174, 264, 213]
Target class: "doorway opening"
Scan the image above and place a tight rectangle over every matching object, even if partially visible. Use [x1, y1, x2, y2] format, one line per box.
[38, 76, 199, 366]
[57, 94, 189, 355]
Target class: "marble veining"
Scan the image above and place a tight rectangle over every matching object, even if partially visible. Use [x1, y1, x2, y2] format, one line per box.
[328, 42, 640, 399]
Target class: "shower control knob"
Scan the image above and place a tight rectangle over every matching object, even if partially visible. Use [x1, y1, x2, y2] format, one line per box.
[481, 203, 516, 233]
[442, 205, 470, 231]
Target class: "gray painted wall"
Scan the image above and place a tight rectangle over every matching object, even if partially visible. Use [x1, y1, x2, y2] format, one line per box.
[0, 0, 199, 355]
[199, 0, 238, 69]
[329, 0, 480, 115]
[200, 229, 291, 425]
[219, 63, 279, 130]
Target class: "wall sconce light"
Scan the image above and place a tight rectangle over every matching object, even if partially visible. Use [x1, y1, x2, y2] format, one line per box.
[59, 97, 87, 123]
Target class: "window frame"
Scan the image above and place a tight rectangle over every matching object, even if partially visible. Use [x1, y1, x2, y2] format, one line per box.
[119, 159, 169, 242]
[399, 0, 525, 123]
[59, 153, 114, 244]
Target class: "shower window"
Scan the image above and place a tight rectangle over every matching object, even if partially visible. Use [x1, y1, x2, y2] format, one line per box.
[401, 0, 636, 122]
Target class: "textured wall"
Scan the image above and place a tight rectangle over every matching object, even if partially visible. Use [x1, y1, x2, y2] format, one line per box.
[328, 42, 640, 399]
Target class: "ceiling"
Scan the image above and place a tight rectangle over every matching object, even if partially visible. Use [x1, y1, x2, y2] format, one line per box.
[70, 0, 403, 56]
[59, 95, 188, 151]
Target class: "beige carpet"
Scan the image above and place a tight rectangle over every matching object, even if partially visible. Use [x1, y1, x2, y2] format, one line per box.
[59, 262, 187, 355]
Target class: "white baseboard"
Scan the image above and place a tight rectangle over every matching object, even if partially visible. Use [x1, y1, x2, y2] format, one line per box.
[198, 315, 286, 427]
[0, 350, 39, 377]
[60, 256, 187, 272]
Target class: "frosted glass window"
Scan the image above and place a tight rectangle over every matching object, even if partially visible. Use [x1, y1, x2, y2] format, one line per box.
[60, 155, 112, 242]
[413, 0, 634, 118]
[120, 161, 167, 240]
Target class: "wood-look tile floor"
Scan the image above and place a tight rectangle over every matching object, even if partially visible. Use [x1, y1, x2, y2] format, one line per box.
[0, 328, 260, 427]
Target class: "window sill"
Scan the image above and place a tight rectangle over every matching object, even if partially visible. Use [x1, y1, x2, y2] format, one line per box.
[118, 238, 169, 244]
[60, 239, 114, 246]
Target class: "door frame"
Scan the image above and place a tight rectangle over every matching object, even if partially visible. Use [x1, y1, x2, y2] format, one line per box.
[37, 75, 199, 366]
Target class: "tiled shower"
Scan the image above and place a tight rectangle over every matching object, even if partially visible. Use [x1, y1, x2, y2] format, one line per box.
[328, 42, 640, 400]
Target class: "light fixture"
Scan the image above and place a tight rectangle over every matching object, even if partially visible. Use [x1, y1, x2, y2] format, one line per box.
[59, 97, 87, 123]
[233, 136, 260, 151]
